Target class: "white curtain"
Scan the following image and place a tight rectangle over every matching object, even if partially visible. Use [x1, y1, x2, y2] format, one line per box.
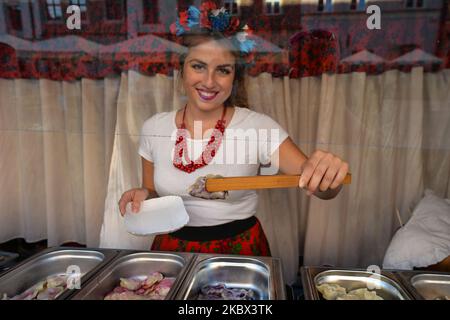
[99, 71, 183, 250]
[1, 68, 449, 284]
[244, 69, 449, 280]
[0, 77, 119, 247]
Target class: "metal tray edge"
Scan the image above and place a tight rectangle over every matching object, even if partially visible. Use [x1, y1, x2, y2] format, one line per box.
[68, 249, 197, 300]
[0, 246, 122, 300]
[392, 270, 450, 300]
[174, 253, 284, 300]
[300, 266, 415, 300]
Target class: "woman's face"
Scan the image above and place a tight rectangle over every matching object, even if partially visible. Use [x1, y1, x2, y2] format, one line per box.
[182, 39, 236, 112]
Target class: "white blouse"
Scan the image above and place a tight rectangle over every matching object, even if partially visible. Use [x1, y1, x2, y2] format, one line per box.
[138, 107, 289, 226]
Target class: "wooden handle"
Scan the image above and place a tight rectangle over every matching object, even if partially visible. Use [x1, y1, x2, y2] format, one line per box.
[205, 173, 352, 192]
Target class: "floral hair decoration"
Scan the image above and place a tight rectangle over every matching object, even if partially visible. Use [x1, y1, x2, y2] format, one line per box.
[170, 1, 256, 58]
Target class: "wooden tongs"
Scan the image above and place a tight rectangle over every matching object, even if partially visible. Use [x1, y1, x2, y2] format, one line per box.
[204, 173, 352, 192]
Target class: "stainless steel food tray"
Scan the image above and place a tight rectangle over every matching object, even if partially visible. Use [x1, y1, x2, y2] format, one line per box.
[0, 247, 119, 300]
[69, 250, 195, 300]
[301, 267, 412, 300]
[0, 251, 19, 274]
[395, 271, 450, 300]
[0, 251, 19, 267]
[175, 254, 286, 300]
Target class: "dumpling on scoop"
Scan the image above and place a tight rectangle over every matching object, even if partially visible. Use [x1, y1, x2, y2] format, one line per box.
[187, 175, 228, 200]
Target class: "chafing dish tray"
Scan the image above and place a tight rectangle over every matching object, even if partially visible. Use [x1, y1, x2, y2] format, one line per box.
[175, 254, 286, 300]
[0, 250, 18, 268]
[69, 251, 195, 300]
[301, 266, 412, 300]
[396, 271, 450, 300]
[0, 251, 19, 275]
[0, 247, 119, 300]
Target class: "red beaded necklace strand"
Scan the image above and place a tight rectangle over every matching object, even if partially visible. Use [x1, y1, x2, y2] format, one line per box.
[173, 105, 227, 173]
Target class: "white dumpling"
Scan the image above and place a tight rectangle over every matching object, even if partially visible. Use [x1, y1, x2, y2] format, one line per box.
[348, 288, 383, 300]
[11, 280, 46, 300]
[119, 277, 142, 291]
[316, 283, 347, 300]
[47, 274, 67, 288]
[105, 291, 149, 300]
[142, 272, 164, 289]
[337, 294, 361, 300]
[36, 286, 64, 300]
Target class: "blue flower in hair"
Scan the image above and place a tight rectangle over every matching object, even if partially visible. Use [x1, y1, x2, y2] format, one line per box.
[187, 6, 201, 28]
[210, 10, 231, 32]
[234, 32, 256, 54]
[175, 21, 185, 36]
[170, 3, 256, 58]
[239, 39, 256, 54]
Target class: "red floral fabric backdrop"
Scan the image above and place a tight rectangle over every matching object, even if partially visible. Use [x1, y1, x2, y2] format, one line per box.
[0, 0, 449, 81]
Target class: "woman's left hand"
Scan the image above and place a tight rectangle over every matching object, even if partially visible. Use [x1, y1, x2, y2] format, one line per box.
[298, 150, 349, 196]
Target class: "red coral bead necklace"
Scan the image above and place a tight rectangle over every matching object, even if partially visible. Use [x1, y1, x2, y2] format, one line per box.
[173, 105, 226, 173]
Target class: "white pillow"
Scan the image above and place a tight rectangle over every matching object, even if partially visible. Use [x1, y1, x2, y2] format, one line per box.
[383, 189, 450, 270]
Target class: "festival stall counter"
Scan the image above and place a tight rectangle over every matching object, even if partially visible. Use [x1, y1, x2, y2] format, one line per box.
[300, 266, 450, 300]
[2, 247, 449, 300]
[0, 247, 286, 300]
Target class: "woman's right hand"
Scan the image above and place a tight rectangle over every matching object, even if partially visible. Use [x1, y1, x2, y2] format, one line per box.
[118, 188, 149, 216]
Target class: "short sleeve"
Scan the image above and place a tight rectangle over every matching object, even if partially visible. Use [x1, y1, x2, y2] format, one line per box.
[138, 115, 156, 162]
[257, 114, 289, 165]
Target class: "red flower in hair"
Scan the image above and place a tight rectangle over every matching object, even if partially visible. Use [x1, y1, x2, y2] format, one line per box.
[200, 1, 217, 12]
[201, 12, 212, 29]
[179, 11, 189, 28]
[223, 16, 240, 37]
[170, 1, 255, 58]
[200, 1, 216, 29]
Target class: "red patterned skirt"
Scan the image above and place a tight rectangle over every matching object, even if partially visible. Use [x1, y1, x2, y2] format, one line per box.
[151, 216, 271, 256]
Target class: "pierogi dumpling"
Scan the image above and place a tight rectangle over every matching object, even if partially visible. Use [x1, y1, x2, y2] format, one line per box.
[316, 283, 347, 300]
